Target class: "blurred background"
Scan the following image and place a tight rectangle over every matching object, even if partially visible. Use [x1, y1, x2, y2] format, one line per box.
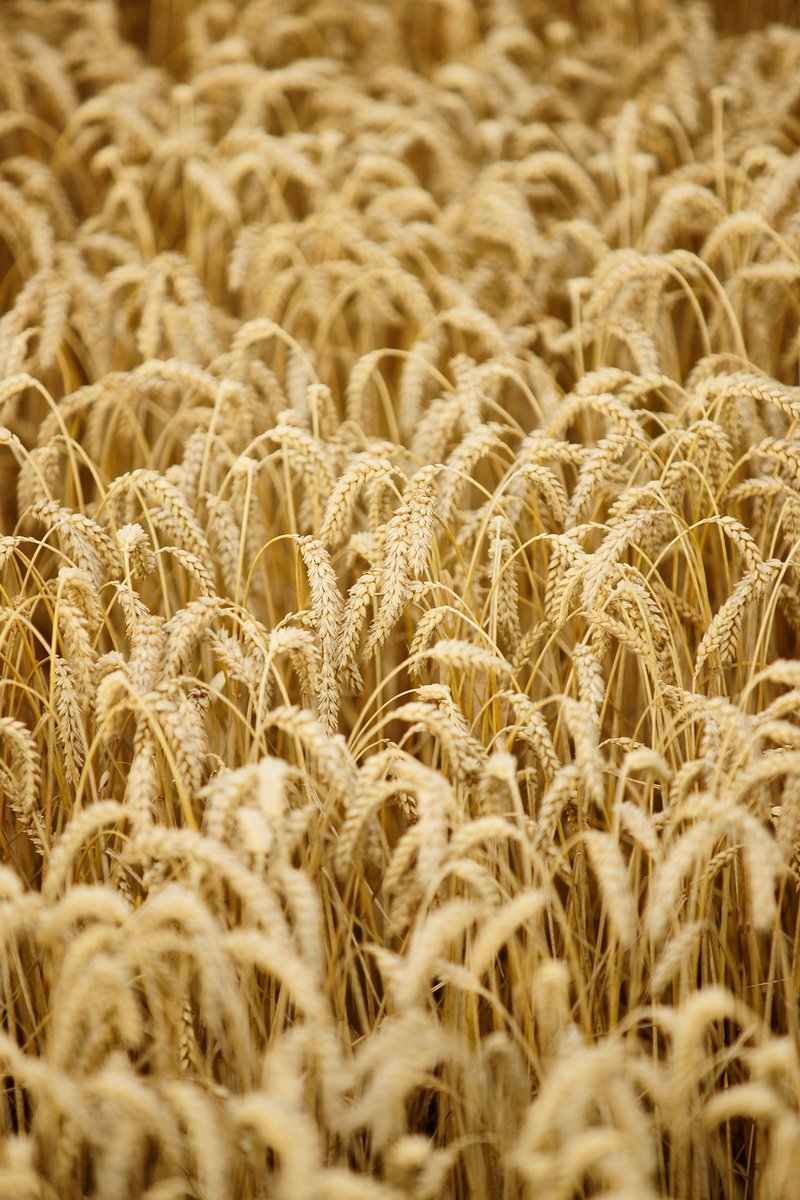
[115, 0, 800, 75]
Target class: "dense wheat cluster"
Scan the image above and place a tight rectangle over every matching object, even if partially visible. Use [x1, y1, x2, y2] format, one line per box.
[3, 0, 800, 1196]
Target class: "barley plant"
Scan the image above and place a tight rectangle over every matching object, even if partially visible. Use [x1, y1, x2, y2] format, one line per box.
[2, 0, 800, 1196]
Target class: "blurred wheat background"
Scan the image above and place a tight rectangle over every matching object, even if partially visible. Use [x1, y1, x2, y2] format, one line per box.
[1, 0, 800, 1196]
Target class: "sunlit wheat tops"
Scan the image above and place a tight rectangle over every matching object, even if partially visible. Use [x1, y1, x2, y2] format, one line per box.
[2, 0, 800, 1197]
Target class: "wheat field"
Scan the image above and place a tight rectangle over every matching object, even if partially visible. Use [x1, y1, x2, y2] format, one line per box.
[2, 0, 800, 1196]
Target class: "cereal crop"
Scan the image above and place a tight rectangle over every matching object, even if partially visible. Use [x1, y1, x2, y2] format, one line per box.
[1, 2, 800, 1197]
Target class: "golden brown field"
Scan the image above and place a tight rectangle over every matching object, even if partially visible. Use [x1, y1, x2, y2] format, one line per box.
[2, 0, 800, 1196]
